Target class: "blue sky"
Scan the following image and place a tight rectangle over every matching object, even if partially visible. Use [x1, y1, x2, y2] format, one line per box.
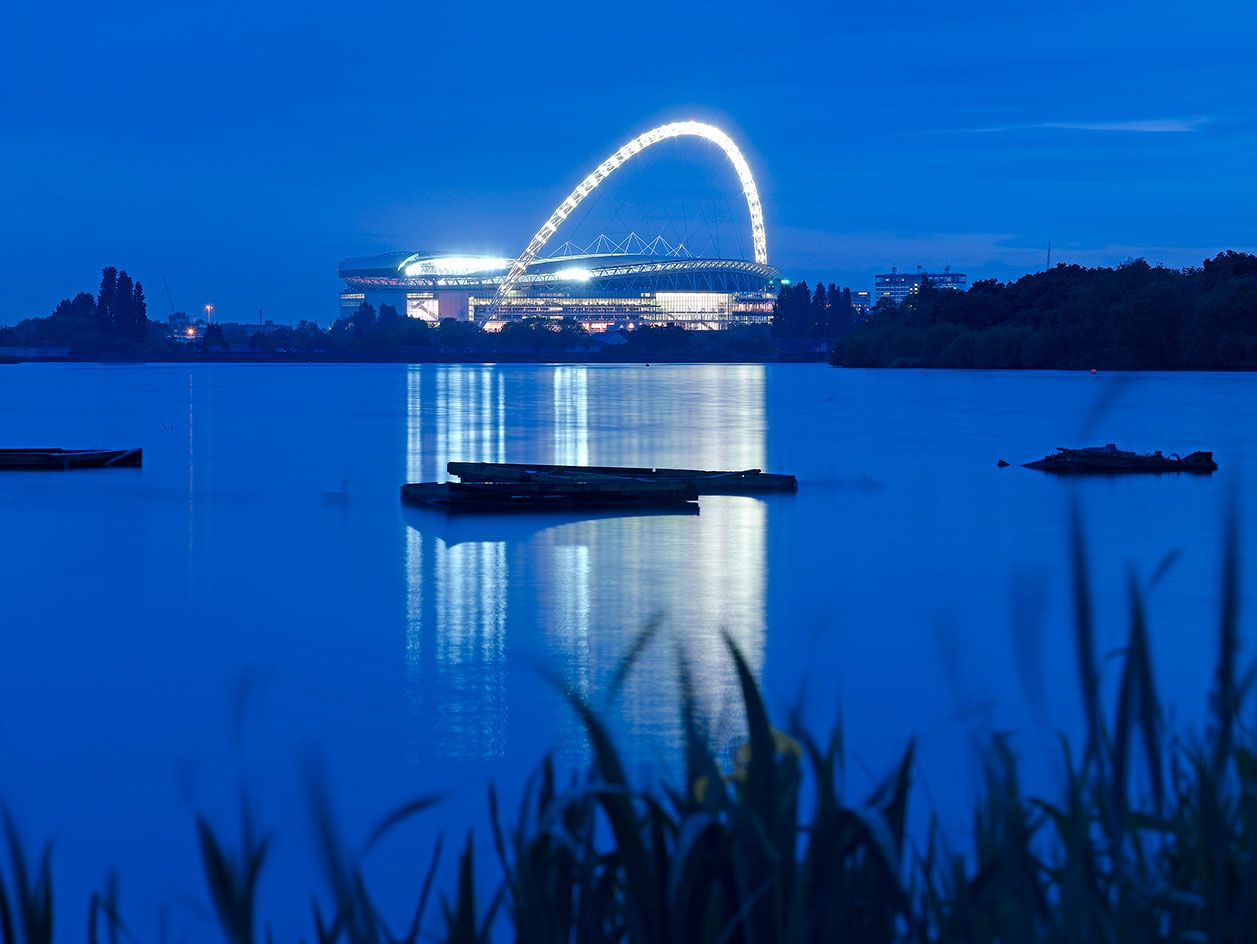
[3, 0, 1254, 324]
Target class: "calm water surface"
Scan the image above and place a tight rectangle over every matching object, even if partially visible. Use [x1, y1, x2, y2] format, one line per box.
[0, 362, 1251, 939]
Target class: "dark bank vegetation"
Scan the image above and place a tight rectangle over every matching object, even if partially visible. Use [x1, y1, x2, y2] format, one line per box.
[8, 253, 1257, 367]
[274, 305, 784, 360]
[770, 279, 860, 342]
[4, 513, 1257, 942]
[0, 267, 153, 353]
[831, 251, 1257, 370]
[0, 277, 799, 360]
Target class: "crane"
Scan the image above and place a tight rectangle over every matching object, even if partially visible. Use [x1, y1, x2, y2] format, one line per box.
[161, 275, 178, 318]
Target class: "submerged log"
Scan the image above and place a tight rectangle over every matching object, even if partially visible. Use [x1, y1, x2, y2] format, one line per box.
[1022, 444, 1217, 474]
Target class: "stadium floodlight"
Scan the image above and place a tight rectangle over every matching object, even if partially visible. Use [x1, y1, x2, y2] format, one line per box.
[553, 267, 594, 282]
[494, 121, 768, 303]
[403, 256, 512, 277]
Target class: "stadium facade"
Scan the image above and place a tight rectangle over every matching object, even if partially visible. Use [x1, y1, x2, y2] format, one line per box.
[338, 122, 781, 331]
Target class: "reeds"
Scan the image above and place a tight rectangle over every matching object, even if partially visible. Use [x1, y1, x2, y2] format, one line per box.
[2, 513, 1255, 942]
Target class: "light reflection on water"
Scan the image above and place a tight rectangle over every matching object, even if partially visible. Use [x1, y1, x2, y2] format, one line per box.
[401, 364, 767, 769]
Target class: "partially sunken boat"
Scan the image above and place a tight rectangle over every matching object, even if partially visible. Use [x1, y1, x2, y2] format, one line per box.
[446, 461, 799, 494]
[0, 448, 142, 470]
[400, 479, 700, 512]
[1023, 444, 1217, 475]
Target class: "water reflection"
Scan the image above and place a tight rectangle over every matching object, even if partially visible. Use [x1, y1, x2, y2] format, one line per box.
[553, 366, 589, 466]
[402, 365, 769, 768]
[432, 539, 508, 759]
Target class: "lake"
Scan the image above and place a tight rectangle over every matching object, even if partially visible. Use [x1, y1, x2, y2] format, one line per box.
[0, 362, 1250, 939]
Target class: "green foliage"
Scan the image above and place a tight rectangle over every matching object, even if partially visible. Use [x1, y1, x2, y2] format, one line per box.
[832, 252, 1257, 369]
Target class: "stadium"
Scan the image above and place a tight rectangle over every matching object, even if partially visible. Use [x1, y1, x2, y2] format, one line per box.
[338, 122, 781, 331]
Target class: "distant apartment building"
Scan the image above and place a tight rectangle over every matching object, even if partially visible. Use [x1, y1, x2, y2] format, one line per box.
[850, 290, 872, 318]
[875, 266, 967, 307]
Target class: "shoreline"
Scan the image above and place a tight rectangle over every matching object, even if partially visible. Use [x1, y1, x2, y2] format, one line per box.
[2, 351, 827, 365]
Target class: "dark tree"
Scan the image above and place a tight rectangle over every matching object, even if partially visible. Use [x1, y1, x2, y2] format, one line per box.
[840, 287, 854, 333]
[129, 281, 148, 340]
[771, 282, 812, 339]
[809, 282, 828, 339]
[354, 301, 376, 330]
[52, 292, 96, 322]
[203, 323, 226, 350]
[95, 267, 118, 332]
[378, 303, 399, 322]
[112, 271, 135, 339]
[770, 284, 791, 338]
[436, 317, 483, 351]
[248, 331, 276, 352]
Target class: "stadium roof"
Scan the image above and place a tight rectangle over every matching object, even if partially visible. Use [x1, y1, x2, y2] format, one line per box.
[338, 251, 779, 293]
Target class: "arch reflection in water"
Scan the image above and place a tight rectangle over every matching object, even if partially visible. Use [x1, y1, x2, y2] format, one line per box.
[403, 364, 768, 770]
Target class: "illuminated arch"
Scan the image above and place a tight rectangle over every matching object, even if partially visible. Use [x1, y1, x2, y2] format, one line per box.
[495, 121, 768, 301]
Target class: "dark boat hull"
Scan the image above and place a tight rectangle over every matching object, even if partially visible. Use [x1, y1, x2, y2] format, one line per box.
[401, 480, 699, 512]
[0, 448, 143, 470]
[446, 461, 798, 494]
[1023, 445, 1217, 475]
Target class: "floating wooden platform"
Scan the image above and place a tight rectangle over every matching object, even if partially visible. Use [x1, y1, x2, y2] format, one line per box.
[401, 479, 700, 513]
[447, 461, 798, 494]
[0, 448, 142, 470]
[1022, 444, 1217, 475]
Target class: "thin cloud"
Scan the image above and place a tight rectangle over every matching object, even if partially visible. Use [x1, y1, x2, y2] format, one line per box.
[1042, 118, 1207, 132]
[954, 117, 1207, 134]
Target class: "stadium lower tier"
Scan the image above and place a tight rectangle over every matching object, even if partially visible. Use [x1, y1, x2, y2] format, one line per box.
[338, 289, 775, 331]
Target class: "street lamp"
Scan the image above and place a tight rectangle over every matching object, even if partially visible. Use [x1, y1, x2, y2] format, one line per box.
[205, 304, 214, 323]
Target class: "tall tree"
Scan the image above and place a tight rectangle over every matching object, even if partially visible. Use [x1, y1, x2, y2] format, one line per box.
[809, 283, 828, 338]
[113, 271, 135, 339]
[130, 281, 148, 340]
[771, 282, 811, 339]
[95, 266, 118, 332]
[840, 287, 854, 334]
[793, 282, 812, 337]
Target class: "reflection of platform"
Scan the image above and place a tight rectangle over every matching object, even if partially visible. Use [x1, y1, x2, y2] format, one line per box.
[401, 479, 700, 512]
[402, 503, 699, 546]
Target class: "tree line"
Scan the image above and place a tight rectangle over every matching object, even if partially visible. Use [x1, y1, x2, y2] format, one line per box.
[770, 281, 859, 342]
[232, 300, 777, 358]
[831, 251, 1257, 370]
[1, 266, 150, 350]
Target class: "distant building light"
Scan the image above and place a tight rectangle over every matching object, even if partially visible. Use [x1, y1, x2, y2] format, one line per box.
[873, 268, 967, 306]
